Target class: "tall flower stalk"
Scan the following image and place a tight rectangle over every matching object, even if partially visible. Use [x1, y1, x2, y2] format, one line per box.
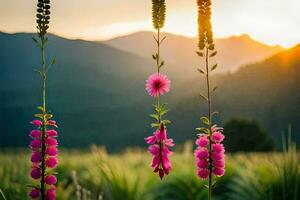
[144, 0, 174, 180]
[28, 1, 58, 199]
[194, 0, 225, 199]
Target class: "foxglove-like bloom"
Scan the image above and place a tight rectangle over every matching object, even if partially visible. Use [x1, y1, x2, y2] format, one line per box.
[145, 125, 174, 179]
[145, 73, 170, 97]
[29, 188, 40, 199]
[29, 118, 58, 199]
[195, 125, 225, 179]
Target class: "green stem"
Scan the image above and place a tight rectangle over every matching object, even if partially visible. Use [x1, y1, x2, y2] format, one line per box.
[157, 27, 161, 124]
[40, 36, 47, 200]
[205, 46, 213, 200]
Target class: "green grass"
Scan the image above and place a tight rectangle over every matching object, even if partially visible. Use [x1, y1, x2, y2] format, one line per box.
[0, 143, 299, 200]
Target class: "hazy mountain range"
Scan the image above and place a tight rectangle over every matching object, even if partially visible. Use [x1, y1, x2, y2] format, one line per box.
[105, 31, 283, 74]
[0, 31, 298, 150]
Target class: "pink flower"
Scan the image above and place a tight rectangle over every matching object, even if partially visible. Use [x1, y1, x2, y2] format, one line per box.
[31, 120, 42, 127]
[29, 188, 40, 199]
[45, 156, 58, 168]
[213, 159, 225, 168]
[195, 147, 209, 159]
[196, 158, 208, 168]
[211, 151, 224, 160]
[30, 140, 42, 149]
[31, 152, 42, 163]
[212, 143, 225, 153]
[45, 138, 58, 146]
[47, 120, 58, 127]
[145, 125, 174, 179]
[212, 168, 225, 176]
[46, 147, 58, 156]
[45, 175, 57, 185]
[30, 130, 42, 138]
[211, 132, 225, 143]
[46, 188, 56, 200]
[198, 168, 209, 179]
[30, 167, 41, 179]
[196, 136, 209, 147]
[145, 73, 170, 97]
[46, 130, 58, 137]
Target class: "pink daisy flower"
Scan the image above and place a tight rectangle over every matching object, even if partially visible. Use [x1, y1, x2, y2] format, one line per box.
[145, 73, 170, 97]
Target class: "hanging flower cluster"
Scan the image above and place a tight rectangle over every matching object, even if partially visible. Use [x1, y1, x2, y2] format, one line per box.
[145, 125, 174, 179]
[29, 116, 58, 200]
[145, 0, 174, 180]
[195, 125, 225, 179]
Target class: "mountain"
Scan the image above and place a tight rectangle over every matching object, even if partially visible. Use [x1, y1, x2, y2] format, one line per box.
[0, 32, 299, 150]
[173, 44, 300, 144]
[104, 31, 283, 74]
[0, 32, 155, 150]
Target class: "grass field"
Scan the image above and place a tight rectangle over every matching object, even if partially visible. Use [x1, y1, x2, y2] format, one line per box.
[0, 141, 299, 200]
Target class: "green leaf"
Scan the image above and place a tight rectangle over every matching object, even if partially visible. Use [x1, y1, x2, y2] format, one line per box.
[149, 114, 159, 120]
[196, 127, 210, 134]
[26, 184, 39, 189]
[200, 93, 208, 101]
[197, 68, 205, 74]
[45, 114, 53, 119]
[37, 106, 44, 112]
[151, 123, 160, 128]
[212, 86, 218, 92]
[51, 58, 56, 65]
[196, 51, 204, 57]
[200, 117, 210, 125]
[212, 112, 219, 117]
[210, 51, 217, 57]
[159, 61, 165, 68]
[211, 64, 218, 71]
[161, 120, 171, 125]
[152, 54, 157, 60]
[34, 114, 43, 119]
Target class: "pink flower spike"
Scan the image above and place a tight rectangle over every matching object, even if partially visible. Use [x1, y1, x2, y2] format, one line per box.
[30, 140, 42, 149]
[45, 156, 58, 168]
[196, 136, 209, 147]
[46, 138, 58, 146]
[31, 120, 42, 127]
[30, 167, 41, 179]
[145, 73, 170, 97]
[45, 175, 57, 185]
[46, 188, 56, 200]
[46, 147, 58, 156]
[46, 130, 58, 137]
[211, 132, 225, 143]
[29, 188, 40, 199]
[30, 130, 42, 138]
[47, 120, 58, 127]
[31, 152, 42, 163]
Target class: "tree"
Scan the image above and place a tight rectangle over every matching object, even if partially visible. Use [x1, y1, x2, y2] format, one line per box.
[223, 118, 275, 152]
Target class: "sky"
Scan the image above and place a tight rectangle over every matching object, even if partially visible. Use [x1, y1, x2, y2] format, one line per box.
[0, 0, 299, 48]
